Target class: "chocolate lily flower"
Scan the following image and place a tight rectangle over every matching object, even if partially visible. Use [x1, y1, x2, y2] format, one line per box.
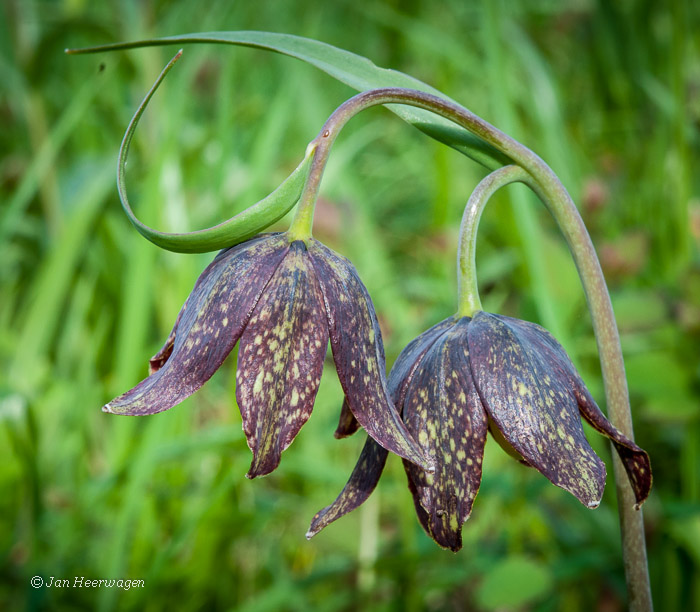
[308, 311, 652, 551]
[103, 233, 432, 477]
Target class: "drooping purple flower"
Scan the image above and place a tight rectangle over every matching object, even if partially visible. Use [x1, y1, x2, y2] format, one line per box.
[308, 311, 651, 551]
[103, 233, 433, 477]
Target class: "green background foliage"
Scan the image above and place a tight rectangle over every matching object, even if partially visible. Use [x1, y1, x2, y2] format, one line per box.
[1, 0, 698, 610]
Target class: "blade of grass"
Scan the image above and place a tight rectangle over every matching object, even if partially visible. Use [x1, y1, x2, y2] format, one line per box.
[0, 74, 104, 247]
[10, 162, 113, 393]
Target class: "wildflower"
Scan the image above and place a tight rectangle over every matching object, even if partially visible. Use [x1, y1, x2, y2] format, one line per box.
[308, 311, 651, 551]
[103, 233, 432, 477]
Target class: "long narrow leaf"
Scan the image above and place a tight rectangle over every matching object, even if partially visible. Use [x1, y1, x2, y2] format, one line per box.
[67, 31, 510, 169]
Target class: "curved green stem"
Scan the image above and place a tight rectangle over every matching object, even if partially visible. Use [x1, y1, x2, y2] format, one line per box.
[299, 87, 650, 610]
[457, 165, 529, 316]
[287, 91, 404, 241]
[116, 50, 315, 253]
[286, 141, 326, 241]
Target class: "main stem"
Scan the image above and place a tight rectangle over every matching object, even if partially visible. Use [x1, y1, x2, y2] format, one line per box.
[292, 88, 651, 610]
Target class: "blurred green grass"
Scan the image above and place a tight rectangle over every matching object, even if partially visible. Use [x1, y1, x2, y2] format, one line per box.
[1, 0, 699, 610]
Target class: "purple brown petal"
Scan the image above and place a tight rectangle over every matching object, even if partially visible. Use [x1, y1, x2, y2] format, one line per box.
[236, 240, 328, 478]
[148, 247, 235, 375]
[306, 435, 388, 539]
[467, 311, 606, 508]
[402, 318, 488, 551]
[307, 316, 460, 538]
[576, 385, 652, 508]
[309, 240, 433, 472]
[334, 398, 361, 438]
[499, 316, 652, 507]
[104, 234, 288, 415]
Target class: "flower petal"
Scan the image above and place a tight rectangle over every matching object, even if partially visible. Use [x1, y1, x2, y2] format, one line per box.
[497, 316, 652, 508]
[467, 312, 606, 508]
[306, 435, 388, 539]
[402, 318, 488, 551]
[576, 385, 652, 508]
[309, 240, 433, 472]
[148, 247, 235, 375]
[391, 317, 460, 399]
[236, 240, 328, 478]
[332, 318, 459, 439]
[334, 398, 360, 438]
[104, 234, 288, 415]
[307, 316, 459, 537]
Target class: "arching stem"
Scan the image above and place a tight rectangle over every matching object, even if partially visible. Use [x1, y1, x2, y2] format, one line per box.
[291, 87, 650, 611]
[457, 165, 529, 316]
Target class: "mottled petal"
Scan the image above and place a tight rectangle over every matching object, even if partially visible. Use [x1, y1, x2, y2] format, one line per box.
[309, 240, 432, 472]
[306, 435, 388, 539]
[468, 311, 606, 508]
[499, 316, 652, 507]
[149, 326, 177, 375]
[104, 234, 288, 415]
[402, 318, 488, 551]
[332, 318, 458, 439]
[148, 248, 234, 375]
[308, 316, 459, 537]
[236, 240, 328, 478]
[390, 317, 459, 402]
[576, 385, 652, 508]
[334, 398, 360, 438]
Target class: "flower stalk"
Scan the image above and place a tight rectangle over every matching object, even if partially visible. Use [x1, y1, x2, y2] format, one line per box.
[457, 164, 529, 317]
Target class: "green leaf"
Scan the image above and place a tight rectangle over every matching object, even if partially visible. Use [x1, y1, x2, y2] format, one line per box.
[476, 556, 553, 610]
[114, 50, 315, 253]
[67, 31, 510, 170]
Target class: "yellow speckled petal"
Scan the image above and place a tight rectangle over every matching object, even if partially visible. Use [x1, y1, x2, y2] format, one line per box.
[393, 318, 459, 399]
[497, 315, 652, 508]
[236, 240, 328, 478]
[309, 239, 432, 472]
[575, 383, 652, 508]
[468, 311, 606, 508]
[308, 316, 458, 538]
[306, 435, 388, 539]
[103, 234, 288, 415]
[402, 317, 488, 551]
[148, 245, 240, 375]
